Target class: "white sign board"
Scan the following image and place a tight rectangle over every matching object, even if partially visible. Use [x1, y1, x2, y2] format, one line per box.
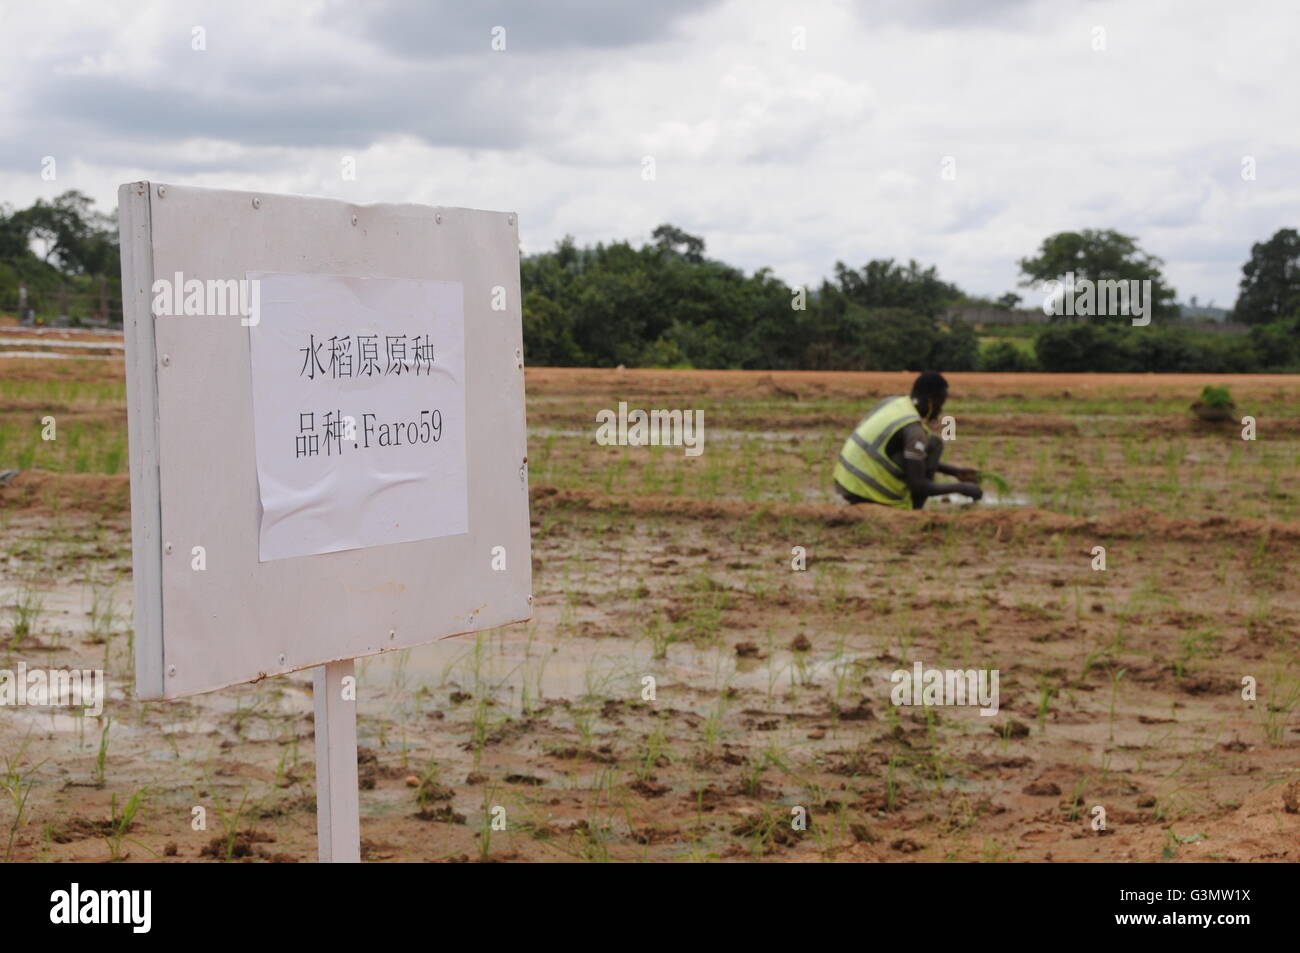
[249, 273, 469, 561]
[120, 183, 532, 700]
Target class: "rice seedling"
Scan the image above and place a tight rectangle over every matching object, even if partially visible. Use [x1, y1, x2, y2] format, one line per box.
[477, 785, 504, 863]
[104, 789, 151, 862]
[1260, 668, 1300, 744]
[93, 717, 111, 788]
[1173, 628, 1219, 679]
[642, 616, 676, 660]
[212, 787, 252, 863]
[1036, 679, 1056, 734]
[2, 737, 44, 862]
[8, 577, 44, 646]
[885, 753, 899, 812]
[1066, 777, 1088, 822]
[980, 836, 1016, 863]
[1108, 668, 1127, 740]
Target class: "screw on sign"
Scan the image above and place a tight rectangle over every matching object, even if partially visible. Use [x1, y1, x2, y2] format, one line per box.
[119, 183, 533, 861]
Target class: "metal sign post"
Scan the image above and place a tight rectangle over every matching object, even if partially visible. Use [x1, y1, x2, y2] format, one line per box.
[313, 660, 360, 863]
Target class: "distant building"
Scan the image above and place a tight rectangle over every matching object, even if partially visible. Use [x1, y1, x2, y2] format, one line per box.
[1178, 296, 1230, 322]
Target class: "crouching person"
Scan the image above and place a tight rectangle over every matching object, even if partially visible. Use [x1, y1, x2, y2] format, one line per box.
[833, 371, 982, 510]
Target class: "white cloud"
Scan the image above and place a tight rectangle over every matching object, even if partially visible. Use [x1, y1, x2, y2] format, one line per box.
[0, 0, 1296, 305]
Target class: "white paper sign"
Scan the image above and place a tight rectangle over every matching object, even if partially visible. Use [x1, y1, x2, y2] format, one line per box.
[248, 272, 468, 561]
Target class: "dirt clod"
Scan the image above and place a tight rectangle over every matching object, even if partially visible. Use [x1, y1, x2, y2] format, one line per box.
[1023, 781, 1062, 796]
[1283, 781, 1300, 814]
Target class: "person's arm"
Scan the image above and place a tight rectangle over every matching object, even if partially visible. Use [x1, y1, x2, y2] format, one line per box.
[938, 461, 980, 481]
[900, 424, 981, 501]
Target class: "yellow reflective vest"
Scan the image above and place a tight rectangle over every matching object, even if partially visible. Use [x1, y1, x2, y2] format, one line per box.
[833, 395, 927, 508]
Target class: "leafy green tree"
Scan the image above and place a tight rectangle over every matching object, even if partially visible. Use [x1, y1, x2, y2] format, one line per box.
[651, 224, 705, 264]
[927, 319, 979, 371]
[832, 258, 961, 319]
[12, 190, 119, 276]
[1035, 323, 1121, 371]
[1233, 227, 1300, 325]
[1034, 322, 1265, 373]
[521, 290, 586, 365]
[980, 340, 1037, 372]
[813, 260, 970, 370]
[1248, 317, 1300, 368]
[521, 225, 800, 368]
[0, 204, 31, 260]
[1019, 229, 1177, 322]
[854, 306, 934, 370]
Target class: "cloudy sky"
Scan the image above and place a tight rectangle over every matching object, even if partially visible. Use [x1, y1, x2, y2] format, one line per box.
[1, 0, 1296, 306]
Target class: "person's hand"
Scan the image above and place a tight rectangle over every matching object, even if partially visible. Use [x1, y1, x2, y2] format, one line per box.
[960, 482, 983, 501]
[953, 467, 979, 482]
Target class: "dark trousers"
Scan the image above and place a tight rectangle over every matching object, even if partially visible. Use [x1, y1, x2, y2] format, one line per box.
[836, 434, 943, 510]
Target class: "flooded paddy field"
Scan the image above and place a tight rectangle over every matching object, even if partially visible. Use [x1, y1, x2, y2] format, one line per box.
[2, 359, 1299, 861]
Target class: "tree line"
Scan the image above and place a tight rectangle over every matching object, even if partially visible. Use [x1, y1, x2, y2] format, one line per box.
[523, 223, 1300, 372]
[0, 191, 121, 324]
[3, 193, 1297, 372]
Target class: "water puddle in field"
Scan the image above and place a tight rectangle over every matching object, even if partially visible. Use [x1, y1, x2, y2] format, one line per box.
[359, 625, 872, 721]
[941, 493, 1032, 506]
[825, 492, 1034, 507]
[528, 427, 810, 443]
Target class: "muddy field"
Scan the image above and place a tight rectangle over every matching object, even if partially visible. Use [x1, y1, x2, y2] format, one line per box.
[2, 356, 1299, 862]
